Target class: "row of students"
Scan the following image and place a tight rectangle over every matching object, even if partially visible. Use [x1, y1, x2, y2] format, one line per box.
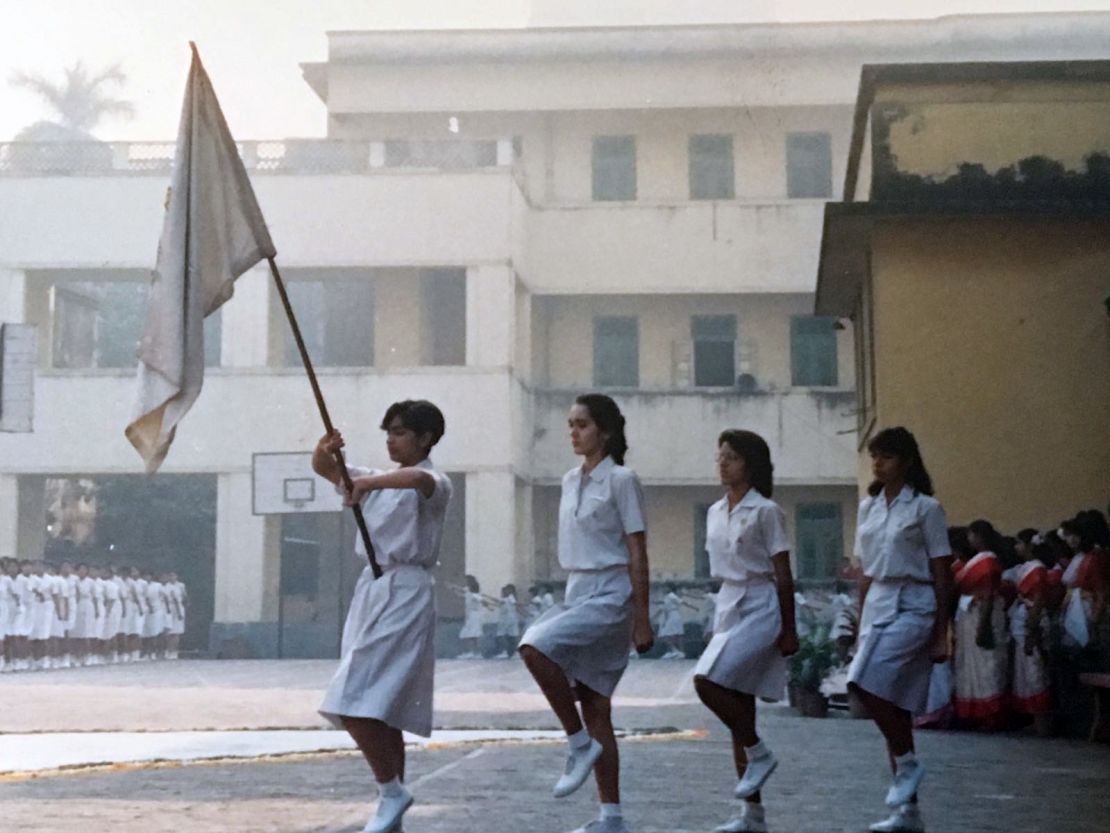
[0, 559, 187, 672]
[917, 509, 1109, 734]
[455, 578, 558, 658]
[310, 395, 954, 833]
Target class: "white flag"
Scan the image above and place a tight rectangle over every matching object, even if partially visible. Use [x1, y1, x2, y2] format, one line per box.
[126, 44, 275, 472]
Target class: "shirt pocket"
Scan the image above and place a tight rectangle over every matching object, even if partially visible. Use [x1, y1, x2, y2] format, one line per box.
[896, 518, 926, 550]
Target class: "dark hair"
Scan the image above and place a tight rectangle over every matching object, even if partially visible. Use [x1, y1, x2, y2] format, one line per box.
[866, 427, 934, 497]
[465, 574, 479, 593]
[948, 526, 975, 561]
[968, 519, 1005, 556]
[1016, 528, 1039, 546]
[1043, 530, 1072, 566]
[1060, 518, 1089, 553]
[1077, 509, 1109, 550]
[1031, 541, 1056, 569]
[380, 400, 445, 451]
[502, 583, 516, 597]
[575, 394, 628, 465]
[718, 429, 774, 498]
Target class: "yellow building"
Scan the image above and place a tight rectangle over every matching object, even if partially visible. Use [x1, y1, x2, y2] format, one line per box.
[817, 61, 1110, 531]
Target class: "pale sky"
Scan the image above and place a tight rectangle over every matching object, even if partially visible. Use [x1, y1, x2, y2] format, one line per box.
[2, 0, 1109, 142]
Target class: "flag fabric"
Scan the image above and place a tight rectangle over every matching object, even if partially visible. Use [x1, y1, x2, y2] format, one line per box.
[126, 44, 275, 472]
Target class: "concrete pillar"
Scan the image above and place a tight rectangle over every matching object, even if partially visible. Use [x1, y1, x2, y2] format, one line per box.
[0, 268, 27, 323]
[214, 472, 275, 622]
[17, 475, 45, 560]
[221, 265, 270, 368]
[464, 470, 520, 591]
[465, 264, 514, 368]
[0, 475, 17, 560]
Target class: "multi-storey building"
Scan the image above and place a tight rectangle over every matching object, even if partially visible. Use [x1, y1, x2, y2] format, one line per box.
[2, 13, 1106, 656]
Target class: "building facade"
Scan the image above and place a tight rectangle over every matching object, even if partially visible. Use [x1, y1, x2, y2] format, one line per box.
[2, 14, 1108, 655]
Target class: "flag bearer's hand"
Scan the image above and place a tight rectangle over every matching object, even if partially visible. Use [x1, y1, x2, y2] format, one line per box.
[318, 430, 345, 456]
[344, 475, 374, 507]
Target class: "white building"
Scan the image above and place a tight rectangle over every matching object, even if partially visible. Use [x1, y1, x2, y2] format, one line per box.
[2, 12, 1107, 656]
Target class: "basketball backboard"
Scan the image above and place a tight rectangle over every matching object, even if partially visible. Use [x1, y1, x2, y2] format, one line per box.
[252, 452, 344, 515]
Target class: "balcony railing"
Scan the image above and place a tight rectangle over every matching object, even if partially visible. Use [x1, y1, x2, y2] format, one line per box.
[0, 138, 516, 176]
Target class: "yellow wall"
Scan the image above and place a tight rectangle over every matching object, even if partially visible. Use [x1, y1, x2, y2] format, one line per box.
[867, 217, 1110, 531]
[536, 293, 855, 391]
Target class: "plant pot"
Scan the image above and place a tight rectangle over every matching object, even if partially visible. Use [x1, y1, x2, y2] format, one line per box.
[795, 689, 829, 718]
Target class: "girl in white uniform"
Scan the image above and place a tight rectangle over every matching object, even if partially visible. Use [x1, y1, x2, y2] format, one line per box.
[0, 559, 11, 672]
[495, 584, 522, 658]
[657, 584, 686, 659]
[132, 570, 149, 660]
[100, 567, 123, 663]
[693, 430, 798, 833]
[60, 564, 78, 669]
[166, 572, 185, 659]
[313, 399, 453, 833]
[519, 393, 654, 833]
[91, 570, 107, 664]
[848, 428, 953, 833]
[457, 574, 485, 659]
[143, 573, 165, 658]
[71, 564, 97, 666]
[29, 563, 55, 670]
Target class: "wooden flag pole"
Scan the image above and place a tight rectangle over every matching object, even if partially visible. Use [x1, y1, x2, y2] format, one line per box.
[266, 256, 383, 579]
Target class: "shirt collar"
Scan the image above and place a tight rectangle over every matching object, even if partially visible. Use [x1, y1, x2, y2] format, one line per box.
[415, 456, 434, 471]
[580, 455, 616, 483]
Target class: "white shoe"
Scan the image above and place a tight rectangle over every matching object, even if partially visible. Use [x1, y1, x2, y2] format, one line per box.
[886, 757, 925, 807]
[715, 803, 768, 833]
[362, 785, 413, 833]
[734, 748, 778, 799]
[553, 738, 603, 798]
[870, 804, 924, 832]
[567, 818, 631, 833]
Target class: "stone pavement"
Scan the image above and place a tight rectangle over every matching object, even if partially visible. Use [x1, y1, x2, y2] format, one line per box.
[2, 660, 1109, 832]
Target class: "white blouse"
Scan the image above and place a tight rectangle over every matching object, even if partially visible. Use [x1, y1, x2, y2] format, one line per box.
[705, 489, 790, 583]
[854, 485, 949, 582]
[345, 458, 453, 570]
[557, 456, 647, 571]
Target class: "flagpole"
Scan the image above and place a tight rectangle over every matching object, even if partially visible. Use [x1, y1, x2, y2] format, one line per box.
[266, 256, 383, 579]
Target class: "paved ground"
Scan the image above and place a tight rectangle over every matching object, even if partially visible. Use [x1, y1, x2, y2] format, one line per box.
[2, 659, 1108, 833]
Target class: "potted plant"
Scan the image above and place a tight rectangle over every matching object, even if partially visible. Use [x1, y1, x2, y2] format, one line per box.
[788, 624, 837, 718]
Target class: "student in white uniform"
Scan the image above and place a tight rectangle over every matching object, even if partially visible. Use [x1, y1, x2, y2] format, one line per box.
[848, 428, 953, 833]
[166, 571, 185, 659]
[132, 568, 148, 660]
[90, 568, 107, 664]
[495, 584, 522, 659]
[60, 563, 78, 669]
[519, 393, 653, 833]
[693, 430, 798, 833]
[70, 564, 95, 666]
[313, 399, 453, 833]
[143, 571, 166, 659]
[29, 562, 55, 670]
[657, 584, 686, 660]
[0, 558, 11, 672]
[46, 564, 67, 669]
[99, 566, 123, 663]
[457, 574, 486, 659]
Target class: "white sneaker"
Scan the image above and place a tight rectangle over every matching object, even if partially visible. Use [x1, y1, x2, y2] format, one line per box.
[567, 818, 631, 833]
[715, 803, 768, 833]
[362, 785, 413, 833]
[734, 748, 778, 799]
[886, 757, 925, 807]
[553, 738, 604, 798]
[870, 804, 924, 832]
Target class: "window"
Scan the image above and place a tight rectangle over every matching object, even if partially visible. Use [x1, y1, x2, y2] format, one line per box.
[791, 316, 838, 386]
[422, 269, 466, 366]
[593, 316, 639, 387]
[692, 315, 736, 387]
[52, 281, 221, 369]
[689, 134, 735, 200]
[693, 502, 713, 579]
[795, 503, 843, 581]
[591, 136, 636, 201]
[284, 279, 374, 367]
[786, 132, 832, 198]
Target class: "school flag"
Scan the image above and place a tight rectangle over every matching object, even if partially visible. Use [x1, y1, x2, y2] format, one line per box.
[126, 44, 275, 472]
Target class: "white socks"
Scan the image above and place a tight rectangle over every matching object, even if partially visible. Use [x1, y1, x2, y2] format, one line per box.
[600, 803, 622, 819]
[745, 740, 770, 760]
[568, 727, 592, 751]
[894, 751, 918, 769]
[378, 776, 405, 798]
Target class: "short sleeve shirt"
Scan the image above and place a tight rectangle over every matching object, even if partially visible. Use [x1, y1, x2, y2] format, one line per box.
[557, 456, 647, 571]
[344, 457, 453, 570]
[705, 489, 790, 583]
[854, 485, 949, 581]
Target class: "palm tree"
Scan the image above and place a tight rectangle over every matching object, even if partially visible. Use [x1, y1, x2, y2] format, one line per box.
[11, 61, 134, 136]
